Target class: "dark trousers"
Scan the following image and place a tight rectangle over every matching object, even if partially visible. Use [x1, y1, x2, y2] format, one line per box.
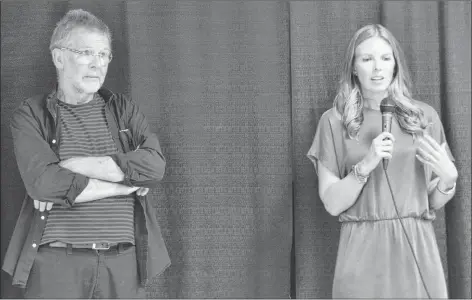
[24, 244, 146, 299]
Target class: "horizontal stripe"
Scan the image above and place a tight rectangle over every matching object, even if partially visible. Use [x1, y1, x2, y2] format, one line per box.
[44, 216, 134, 221]
[60, 139, 116, 151]
[55, 204, 134, 209]
[60, 120, 110, 128]
[42, 232, 134, 237]
[60, 112, 106, 118]
[59, 131, 113, 139]
[59, 128, 114, 137]
[41, 238, 135, 244]
[60, 115, 107, 123]
[60, 127, 112, 134]
[51, 205, 134, 209]
[59, 198, 133, 204]
[43, 232, 135, 237]
[60, 147, 116, 154]
[43, 225, 134, 235]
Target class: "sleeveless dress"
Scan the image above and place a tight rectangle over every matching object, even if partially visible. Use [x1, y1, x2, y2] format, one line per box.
[307, 101, 453, 298]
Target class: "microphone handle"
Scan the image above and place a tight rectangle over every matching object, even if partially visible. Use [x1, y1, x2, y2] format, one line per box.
[382, 113, 393, 170]
[383, 157, 389, 170]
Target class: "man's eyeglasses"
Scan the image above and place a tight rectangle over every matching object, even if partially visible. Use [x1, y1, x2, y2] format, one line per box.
[58, 47, 113, 65]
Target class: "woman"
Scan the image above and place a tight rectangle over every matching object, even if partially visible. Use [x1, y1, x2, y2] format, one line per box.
[307, 24, 458, 298]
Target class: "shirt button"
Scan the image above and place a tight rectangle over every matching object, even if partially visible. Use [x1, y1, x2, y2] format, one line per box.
[32, 243, 37, 248]
[41, 215, 45, 220]
[52, 139, 56, 144]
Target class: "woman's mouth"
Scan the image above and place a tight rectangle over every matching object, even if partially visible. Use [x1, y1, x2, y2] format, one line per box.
[371, 76, 384, 81]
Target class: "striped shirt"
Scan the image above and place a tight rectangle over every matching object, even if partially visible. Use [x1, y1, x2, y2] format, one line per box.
[41, 94, 135, 245]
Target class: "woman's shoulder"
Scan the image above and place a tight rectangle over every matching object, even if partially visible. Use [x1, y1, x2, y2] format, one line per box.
[319, 107, 343, 124]
[410, 99, 440, 121]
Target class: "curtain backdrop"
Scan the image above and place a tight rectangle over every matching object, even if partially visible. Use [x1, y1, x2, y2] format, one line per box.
[1, 1, 470, 299]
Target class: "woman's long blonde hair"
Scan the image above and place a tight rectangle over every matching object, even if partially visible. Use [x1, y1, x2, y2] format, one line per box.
[333, 24, 428, 139]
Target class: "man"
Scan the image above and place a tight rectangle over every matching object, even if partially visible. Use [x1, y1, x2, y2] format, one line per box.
[2, 9, 170, 298]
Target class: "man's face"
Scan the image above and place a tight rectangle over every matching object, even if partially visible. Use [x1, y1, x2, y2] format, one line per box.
[59, 27, 111, 94]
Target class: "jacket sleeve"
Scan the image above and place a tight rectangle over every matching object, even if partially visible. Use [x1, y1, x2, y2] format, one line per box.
[10, 101, 89, 207]
[110, 98, 166, 188]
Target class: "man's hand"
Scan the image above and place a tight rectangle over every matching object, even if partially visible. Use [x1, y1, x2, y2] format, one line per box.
[34, 200, 53, 212]
[136, 187, 150, 196]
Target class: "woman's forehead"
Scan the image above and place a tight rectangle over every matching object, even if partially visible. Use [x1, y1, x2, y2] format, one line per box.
[355, 37, 393, 55]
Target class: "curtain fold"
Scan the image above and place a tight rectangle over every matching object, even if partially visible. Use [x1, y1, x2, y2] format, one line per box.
[440, 2, 472, 299]
[1, 1, 470, 299]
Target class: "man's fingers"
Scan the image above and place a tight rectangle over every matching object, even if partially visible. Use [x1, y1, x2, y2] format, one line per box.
[33, 200, 53, 211]
[136, 187, 150, 196]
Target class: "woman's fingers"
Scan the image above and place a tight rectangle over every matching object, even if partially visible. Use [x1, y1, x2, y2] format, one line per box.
[417, 144, 437, 163]
[378, 131, 395, 142]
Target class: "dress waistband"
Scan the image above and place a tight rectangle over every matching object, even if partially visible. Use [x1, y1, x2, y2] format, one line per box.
[340, 215, 432, 223]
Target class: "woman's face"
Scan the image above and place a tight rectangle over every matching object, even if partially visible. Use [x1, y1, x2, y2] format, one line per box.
[353, 36, 396, 100]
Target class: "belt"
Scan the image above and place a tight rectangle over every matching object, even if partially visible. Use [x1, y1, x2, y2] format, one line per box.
[48, 241, 119, 250]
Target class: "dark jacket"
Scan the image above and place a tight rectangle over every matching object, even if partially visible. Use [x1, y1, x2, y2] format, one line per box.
[2, 87, 171, 288]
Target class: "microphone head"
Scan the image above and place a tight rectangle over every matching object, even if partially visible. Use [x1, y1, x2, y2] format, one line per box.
[380, 97, 395, 114]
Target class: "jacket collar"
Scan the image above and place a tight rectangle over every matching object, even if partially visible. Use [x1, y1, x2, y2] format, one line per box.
[45, 84, 115, 118]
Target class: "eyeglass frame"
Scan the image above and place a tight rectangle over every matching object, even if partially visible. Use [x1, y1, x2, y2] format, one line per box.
[56, 47, 113, 65]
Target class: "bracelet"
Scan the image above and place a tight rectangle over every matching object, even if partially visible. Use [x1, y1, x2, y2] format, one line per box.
[436, 181, 456, 195]
[352, 163, 369, 184]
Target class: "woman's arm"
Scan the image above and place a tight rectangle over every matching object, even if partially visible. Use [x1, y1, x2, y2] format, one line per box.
[426, 174, 457, 210]
[317, 161, 367, 216]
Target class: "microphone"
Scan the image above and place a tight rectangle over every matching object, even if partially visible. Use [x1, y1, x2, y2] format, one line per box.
[380, 97, 395, 170]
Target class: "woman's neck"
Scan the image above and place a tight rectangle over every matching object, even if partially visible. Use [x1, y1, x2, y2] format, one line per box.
[362, 92, 387, 110]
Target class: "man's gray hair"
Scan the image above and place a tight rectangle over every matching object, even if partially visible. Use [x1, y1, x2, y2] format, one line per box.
[49, 9, 111, 52]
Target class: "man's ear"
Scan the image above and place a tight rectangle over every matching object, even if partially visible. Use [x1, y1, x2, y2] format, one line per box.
[51, 48, 64, 70]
